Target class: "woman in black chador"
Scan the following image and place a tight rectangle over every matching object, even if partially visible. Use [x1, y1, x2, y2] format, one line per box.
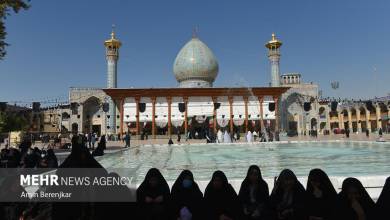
[306, 169, 337, 220]
[170, 170, 203, 220]
[334, 177, 375, 220]
[375, 176, 390, 219]
[269, 169, 307, 220]
[137, 168, 171, 220]
[203, 170, 242, 220]
[238, 165, 270, 220]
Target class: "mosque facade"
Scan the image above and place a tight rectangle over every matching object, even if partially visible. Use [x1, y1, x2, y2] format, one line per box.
[66, 30, 291, 137]
[37, 29, 390, 137]
[66, 29, 390, 138]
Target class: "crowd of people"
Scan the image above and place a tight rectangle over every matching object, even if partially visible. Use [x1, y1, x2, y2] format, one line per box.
[137, 167, 389, 220]
[0, 139, 58, 169]
[0, 133, 389, 220]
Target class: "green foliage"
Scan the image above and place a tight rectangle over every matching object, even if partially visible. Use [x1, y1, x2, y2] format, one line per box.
[0, 0, 30, 59]
[0, 111, 29, 132]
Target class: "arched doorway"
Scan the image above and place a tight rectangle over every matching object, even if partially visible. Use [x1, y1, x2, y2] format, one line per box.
[83, 96, 102, 135]
[329, 111, 339, 131]
[351, 108, 357, 132]
[342, 109, 349, 129]
[359, 107, 367, 132]
[378, 102, 389, 132]
[310, 118, 317, 130]
[62, 112, 70, 120]
[72, 123, 78, 134]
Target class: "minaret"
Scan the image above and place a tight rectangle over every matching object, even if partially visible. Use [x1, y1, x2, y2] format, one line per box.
[104, 26, 121, 134]
[265, 33, 282, 87]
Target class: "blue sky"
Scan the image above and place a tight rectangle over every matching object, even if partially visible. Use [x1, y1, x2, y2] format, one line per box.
[1, 0, 390, 105]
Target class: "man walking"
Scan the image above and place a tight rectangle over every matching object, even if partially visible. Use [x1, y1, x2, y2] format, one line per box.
[124, 132, 131, 148]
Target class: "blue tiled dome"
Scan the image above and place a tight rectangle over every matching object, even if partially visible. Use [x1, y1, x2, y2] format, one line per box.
[173, 37, 219, 88]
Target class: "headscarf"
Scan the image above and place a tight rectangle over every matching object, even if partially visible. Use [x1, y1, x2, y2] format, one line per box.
[306, 168, 337, 199]
[376, 176, 390, 219]
[171, 170, 202, 195]
[223, 131, 231, 143]
[270, 169, 307, 219]
[136, 168, 170, 202]
[239, 165, 269, 205]
[204, 170, 242, 219]
[336, 177, 375, 220]
[171, 170, 203, 219]
[306, 169, 337, 219]
[46, 148, 58, 168]
[246, 131, 253, 142]
[59, 142, 103, 168]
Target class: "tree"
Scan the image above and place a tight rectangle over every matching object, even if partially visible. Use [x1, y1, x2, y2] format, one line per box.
[0, 111, 30, 133]
[0, 0, 30, 59]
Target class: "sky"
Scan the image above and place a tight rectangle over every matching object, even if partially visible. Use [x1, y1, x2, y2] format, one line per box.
[1, 0, 390, 106]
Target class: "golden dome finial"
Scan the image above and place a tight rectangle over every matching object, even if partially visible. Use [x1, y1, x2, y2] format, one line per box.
[104, 24, 121, 48]
[265, 32, 282, 49]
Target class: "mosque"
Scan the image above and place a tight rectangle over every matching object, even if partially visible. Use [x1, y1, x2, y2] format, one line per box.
[29, 29, 390, 137]
[66, 30, 290, 138]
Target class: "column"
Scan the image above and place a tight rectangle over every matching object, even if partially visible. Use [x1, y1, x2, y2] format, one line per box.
[347, 110, 352, 131]
[376, 105, 382, 130]
[228, 96, 234, 134]
[119, 98, 124, 137]
[388, 111, 390, 133]
[274, 96, 280, 131]
[79, 104, 83, 134]
[244, 96, 249, 133]
[338, 112, 344, 129]
[366, 109, 371, 132]
[326, 108, 331, 133]
[167, 96, 172, 136]
[356, 108, 361, 132]
[151, 97, 156, 138]
[184, 97, 188, 135]
[135, 97, 140, 136]
[258, 96, 264, 132]
[212, 96, 217, 134]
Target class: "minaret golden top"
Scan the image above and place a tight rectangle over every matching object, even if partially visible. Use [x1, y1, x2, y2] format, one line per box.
[104, 25, 122, 48]
[265, 33, 282, 49]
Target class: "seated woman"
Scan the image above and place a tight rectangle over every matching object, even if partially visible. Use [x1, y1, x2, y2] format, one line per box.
[334, 177, 375, 220]
[238, 165, 270, 220]
[269, 169, 307, 220]
[170, 170, 203, 220]
[204, 170, 242, 220]
[375, 176, 389, 219]
[306, 169, 337, 220]
[137, 168, 171, 220]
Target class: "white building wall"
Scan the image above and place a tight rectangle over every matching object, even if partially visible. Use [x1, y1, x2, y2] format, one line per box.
[187, 97, 213, 117]
[123, 97, 136, 122]
[216, 96, 230, 119]
[171, 97, 184, 121]
[122, 96, 275, 123]
[139, 97, 152, 123]
[155, 97, 168, 122]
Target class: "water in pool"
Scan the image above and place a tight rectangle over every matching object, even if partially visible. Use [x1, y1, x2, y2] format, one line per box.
[97, 141, 390, 183]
